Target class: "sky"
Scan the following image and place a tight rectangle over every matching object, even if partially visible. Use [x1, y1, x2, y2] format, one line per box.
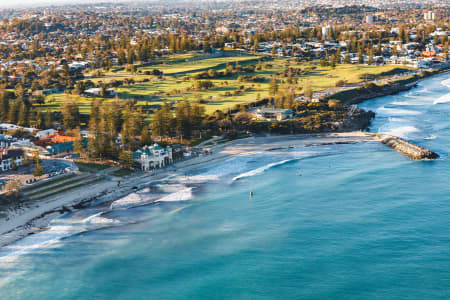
[0, 0, 128, 8]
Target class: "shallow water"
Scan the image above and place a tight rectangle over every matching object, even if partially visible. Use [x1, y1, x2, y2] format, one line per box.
[1, 72, 450, 299]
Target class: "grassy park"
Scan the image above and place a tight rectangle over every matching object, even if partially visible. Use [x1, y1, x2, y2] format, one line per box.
[41, 52, 413, 117]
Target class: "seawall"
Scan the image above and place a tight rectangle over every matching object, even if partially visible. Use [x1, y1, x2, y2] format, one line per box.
[378, 134, 439, 160]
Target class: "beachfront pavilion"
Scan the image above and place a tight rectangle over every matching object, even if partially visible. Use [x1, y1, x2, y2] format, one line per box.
[133, 144, 173, 171]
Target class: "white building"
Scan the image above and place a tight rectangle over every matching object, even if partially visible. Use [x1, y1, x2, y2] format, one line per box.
[133, 144, 173, 171]
[36, 129, 57, 140]
[253, 108, 294, 121]
[424, 11, 435, 21]
[0, 149, 24, 172]
[365, 15, 374, 24]
[322, 26, 331, 40]
[0, 134, 13, 148]
[84, 87, 117, 97]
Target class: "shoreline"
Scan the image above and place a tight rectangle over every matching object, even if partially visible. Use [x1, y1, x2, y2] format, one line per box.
[0, 132, 376, 249]
[1, 70, 448, 249]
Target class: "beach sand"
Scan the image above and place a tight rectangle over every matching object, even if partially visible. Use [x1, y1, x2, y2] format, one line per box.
[0, 132, 376, 247]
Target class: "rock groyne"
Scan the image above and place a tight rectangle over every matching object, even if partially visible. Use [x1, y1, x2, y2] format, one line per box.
[379, 134, 439, 160]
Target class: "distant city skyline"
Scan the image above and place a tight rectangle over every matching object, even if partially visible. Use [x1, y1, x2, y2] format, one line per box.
[0, 0, 448, 9]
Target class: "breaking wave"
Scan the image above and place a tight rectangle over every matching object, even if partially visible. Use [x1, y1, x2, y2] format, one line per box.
[433, 93, 450, 105]
[441, 78, 450, 88]
[156, 187, 193, 202]
[175, 175, 220, 184]
[83, 212, 120, 225]
[232, 159, 294, 182]
[376, 106, 422, 116]
[380, 126, 420, 138]
[110, 193, 145, 209]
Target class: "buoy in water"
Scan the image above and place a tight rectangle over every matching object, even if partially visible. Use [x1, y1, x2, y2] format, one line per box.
[249, 191, 253, 197]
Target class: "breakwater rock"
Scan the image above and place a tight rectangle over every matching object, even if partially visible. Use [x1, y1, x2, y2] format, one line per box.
[378, 134, 439, 160]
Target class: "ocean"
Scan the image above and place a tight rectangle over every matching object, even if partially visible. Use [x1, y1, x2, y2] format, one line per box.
[0, 72, 449, 299]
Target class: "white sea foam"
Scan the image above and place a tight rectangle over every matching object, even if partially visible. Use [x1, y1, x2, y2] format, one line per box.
[0, 222, 83, 265]
[156, 187, 193, 202]
[433, 93, 450, 105]
[388, 117, 409, 122]
[137, 187, 151, 194]
[175, 174, 220, 184]
[376, 106, 422, 117]
[424, 135, 437, 140]
[441, 78, 450, 88]
[110, 193, 144, 209]
[83, 212, 120, 225]
[232, 159, 293, 182]
[390, 98, 434, 106]
[157, 183, 190, 193]
[381, 126, 420, 138]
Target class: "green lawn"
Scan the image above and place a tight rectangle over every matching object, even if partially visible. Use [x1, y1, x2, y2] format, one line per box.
[137, 56, 260, 76]
[75, 161, 113, 171]
[41, 55, 413, 118]
[111, 168, 134, 177]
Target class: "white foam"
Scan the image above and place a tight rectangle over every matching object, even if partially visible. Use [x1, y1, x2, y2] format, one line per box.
[137, 187, 151, 194]
[381, 126, 420, 138]
[441, 78, 450, 88]
[433, 93, 450, 105]
[83, 212, 120, 224]
[388, 117, 409, 122]
[424, 135, 437, 140]
[110, 193, 144, 209]
[232, 159, 293, 182]
[376, 106, 422, 117]
[390, 98, 433, 106]
[156, 187, 193, 202]
[175, 175, 220, 184]
[0, 222, 83, 265]
[157, 183, 190, 193]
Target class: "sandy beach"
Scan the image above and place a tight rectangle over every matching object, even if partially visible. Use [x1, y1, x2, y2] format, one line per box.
[0, 131, 377, 248]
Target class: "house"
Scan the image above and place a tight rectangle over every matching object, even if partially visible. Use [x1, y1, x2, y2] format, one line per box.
[0, 149, 24, 172]
[46, 141, 74, 155]
[36, 129, 57, 140]
[0, 123, 21, 133]
[0, 134, 13, 148]
[84, 87, 117, 97]
[133, 144, 173, 171]
[0, 123, 34, 134]
[253, 108, 294, 121]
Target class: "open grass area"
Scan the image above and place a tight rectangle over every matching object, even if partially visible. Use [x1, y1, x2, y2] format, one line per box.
[21, 173, 77, 192]
[25, 176, 90, 198]
[32, 178, 104, 200]
[137, 56, 260, 76]
[75, 161, 113, 171]
[42, 53, 413, 118]
[41, 93, 97, 115]
[111, 168, 134, 177]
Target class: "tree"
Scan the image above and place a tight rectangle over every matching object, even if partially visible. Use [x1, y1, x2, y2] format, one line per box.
[33, 151, 44, 177]
[45, 109, 53, 129]
[141, 126, 152, 146]
[269, 77, 279, 96]
[61, 99, 80, 129]
[73, 127, 84, 156]
[119, 150, 134, 169]
[330, 55, 336, 68]
[33, 164, 44, 177]
[304, 81, 313, 100]
[344, 52, 350, 64]
[2, 179, 21, 199]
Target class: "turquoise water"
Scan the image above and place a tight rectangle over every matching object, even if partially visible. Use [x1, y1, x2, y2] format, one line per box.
[1, 73, 450, 299]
